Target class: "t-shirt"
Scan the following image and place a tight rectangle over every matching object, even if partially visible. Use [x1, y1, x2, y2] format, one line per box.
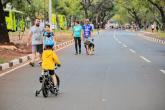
[30, 26, 43, 45]
[82, 24, 92, 38]
[151, 25, 155, 29]
[43, 31, 55, 46]
[72, 25, 82, 37]
[42, 50, 61, 70]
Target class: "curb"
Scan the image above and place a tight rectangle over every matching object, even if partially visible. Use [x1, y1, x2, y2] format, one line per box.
[138, 33, 165, 45]
[0, 39, 74, 71]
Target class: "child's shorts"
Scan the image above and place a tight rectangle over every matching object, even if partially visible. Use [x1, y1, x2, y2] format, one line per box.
[44, 70, 55, 75]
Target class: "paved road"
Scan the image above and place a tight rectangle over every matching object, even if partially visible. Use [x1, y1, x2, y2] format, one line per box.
[0, 30, 165, 110]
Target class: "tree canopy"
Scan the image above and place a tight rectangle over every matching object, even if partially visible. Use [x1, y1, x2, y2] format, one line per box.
[0, 0, 165, 43]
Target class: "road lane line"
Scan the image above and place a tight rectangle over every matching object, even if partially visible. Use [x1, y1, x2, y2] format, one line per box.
[118, 41, 122, 44]
[123, 44, 127, 48]
[0, 62, 30, 77]
[0, 42, 74, 77]
[102, 98, 107, 102]
[140, 56, 151, 63]
[160, 69, 165, 74]
[129, 49, 136, 53]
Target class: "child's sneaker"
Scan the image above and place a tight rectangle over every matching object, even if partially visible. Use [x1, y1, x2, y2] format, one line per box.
[29, 62, 35, 67]
[39, 76, 43, 83]
[38, 61, 42, 65]
[79, 50, 81, 54]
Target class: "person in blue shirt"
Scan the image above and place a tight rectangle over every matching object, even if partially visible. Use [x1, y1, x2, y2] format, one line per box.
[72, 21, 82, 55]
[82, 19, 93, 55]
[43, 24, 55, 49]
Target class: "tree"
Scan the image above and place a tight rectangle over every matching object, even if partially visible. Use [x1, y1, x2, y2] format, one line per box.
[0, 0, 10, 43]
[12, 0, 48, 20]
[86, 0, 114, 28]
[56, 0, 83, 27]
[145, 0, 165, 30]
[80, 0, 94, 18]
[0, 0, 33, 44]
[113, 0, 165, 31]
[115, 0, 150, 28]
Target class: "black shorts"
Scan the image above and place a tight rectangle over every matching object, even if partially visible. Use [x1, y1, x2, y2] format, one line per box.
[32, 44, 43, 54]
[44, 70, 55, 75]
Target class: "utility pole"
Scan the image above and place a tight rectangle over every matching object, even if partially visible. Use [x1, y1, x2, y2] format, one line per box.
[49, 0, 52, 27]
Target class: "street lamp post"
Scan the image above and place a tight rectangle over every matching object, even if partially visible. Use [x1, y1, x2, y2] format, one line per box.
[49, 0, 52, 27]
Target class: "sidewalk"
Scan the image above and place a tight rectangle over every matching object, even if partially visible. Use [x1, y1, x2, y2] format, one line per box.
[137, 30, 165, 44]
[0, 29, 100, 71]
[0, 39, 74, 72]
[0, 30, 73, 64]
[139, 31, 165, 40]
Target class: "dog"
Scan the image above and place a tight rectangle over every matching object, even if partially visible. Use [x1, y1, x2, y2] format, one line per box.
[88, 39, 95, 55]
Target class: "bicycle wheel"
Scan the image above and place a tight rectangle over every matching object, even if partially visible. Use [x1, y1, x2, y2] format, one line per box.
[55, 74, 60, 88]
[42, 79, 49, 97]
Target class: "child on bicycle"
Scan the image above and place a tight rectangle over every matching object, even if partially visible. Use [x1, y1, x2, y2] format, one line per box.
[41, 40, 61, 89]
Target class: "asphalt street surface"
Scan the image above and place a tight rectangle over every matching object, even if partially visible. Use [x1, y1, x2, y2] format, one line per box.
[0, 30, 165, 110]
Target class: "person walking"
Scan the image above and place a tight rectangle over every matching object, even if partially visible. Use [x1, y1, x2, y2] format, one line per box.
[82, 19, 93, 55]
[27, 18, 43, 66]
[151, 24, 155, 33]
[43, 24, 55, 49]
[72, 21, 82, 55]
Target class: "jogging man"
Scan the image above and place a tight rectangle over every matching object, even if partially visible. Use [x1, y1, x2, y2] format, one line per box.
[82, 19, 93, 55]
[27, 18, 43, 66]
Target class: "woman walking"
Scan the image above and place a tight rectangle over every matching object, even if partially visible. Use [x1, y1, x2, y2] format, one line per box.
[72, 21, 82, 55]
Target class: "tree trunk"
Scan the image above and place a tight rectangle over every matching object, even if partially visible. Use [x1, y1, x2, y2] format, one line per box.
[84, 8, 88, 18]
[135, 16, 142, 29]
[159, 8, 165, 31]
[0, 0, 10, 44]
[96, 14, 99, 28]
[128, 9, 142, 29]
[147, 0, 165, 31]
[56, 14, 60, 29]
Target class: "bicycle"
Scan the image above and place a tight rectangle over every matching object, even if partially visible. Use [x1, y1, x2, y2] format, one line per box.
[35, 68, 60, 98]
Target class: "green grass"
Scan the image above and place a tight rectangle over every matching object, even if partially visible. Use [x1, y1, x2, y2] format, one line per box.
[54, 29, 72, 33]
[93, 29, 100, 33]
[8, 30, 29, 38]
[145, 29, 165, 39]
[0, 59, 5, 64]
[157, 32, 165, 38]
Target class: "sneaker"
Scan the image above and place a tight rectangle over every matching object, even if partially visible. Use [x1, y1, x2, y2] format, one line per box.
[56, 87, 59, 92]
[75, 52, 78, 55]
[79, 51, 81, 54]
[38, 61, 42, 66]
[29, 62, 35, 67]
[54, 86, 59, 92]
[39, 76, 43, 83]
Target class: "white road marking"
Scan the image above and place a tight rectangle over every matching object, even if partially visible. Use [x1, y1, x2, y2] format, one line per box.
[123, 44, 127, 48]
[0, 62, 30, 77]
[160, 69, 165, 74]
[140, 56, 151, 63]
[118, 41, 122, 44]
[55, 43, 73, 52]
[102, 98, 107, 102]
[0, 42, 74, 77]
[129, 49, 136, 53]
